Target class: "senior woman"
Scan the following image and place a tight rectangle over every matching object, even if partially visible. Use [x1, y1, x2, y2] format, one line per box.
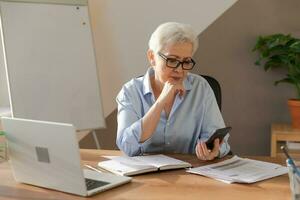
[116, 22, 230, 161]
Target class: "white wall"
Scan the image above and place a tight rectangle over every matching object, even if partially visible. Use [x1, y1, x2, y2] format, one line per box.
[88, 0, 238, 116]
[0, 0, 238, 114]
[0, 35, 9, 107]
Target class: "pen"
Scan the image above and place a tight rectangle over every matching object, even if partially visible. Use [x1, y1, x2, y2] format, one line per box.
[280, 145, 300, 176]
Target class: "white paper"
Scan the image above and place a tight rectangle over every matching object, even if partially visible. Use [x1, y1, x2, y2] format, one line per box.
[98, 159, 156, 176]
[106, 156, 154, 167]
[187, 156, 288, 184]
[133, 154, 190, 168]
[102, 155, 118, 159]
[286, 141, 300, 150]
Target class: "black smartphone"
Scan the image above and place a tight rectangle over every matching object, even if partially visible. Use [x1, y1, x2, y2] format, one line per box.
[205, 127, 232, 149]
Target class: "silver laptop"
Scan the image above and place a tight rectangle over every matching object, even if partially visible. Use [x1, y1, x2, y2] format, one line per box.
[1, 117, 131, 196]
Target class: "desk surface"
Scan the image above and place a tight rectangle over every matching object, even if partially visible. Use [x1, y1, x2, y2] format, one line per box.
[0, 149, 291, 200]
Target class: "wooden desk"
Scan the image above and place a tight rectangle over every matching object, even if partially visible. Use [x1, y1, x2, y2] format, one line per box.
[271, 123, 300, 157]
[0, 150, 291, 200]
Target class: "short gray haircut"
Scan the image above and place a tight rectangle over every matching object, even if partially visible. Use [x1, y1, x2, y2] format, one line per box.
[148, 22, 199, 55]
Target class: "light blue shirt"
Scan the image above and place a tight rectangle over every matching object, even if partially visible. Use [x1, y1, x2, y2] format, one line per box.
[116, 67, 230, 157]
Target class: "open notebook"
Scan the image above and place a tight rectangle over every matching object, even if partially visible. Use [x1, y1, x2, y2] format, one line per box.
[98, 154, 192, 176]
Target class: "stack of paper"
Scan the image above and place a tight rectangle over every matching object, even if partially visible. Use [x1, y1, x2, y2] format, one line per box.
[286, 141, 300, 150]
[187, 156, 287, 184]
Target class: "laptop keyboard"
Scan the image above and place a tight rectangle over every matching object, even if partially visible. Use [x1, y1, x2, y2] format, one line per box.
[85, 178, 110, 191]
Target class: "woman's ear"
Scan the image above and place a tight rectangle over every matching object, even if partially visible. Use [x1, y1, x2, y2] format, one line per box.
[147, 49, 156, 66]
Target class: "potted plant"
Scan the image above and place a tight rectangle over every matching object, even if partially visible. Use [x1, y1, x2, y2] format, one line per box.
[253, 34, 300, 129]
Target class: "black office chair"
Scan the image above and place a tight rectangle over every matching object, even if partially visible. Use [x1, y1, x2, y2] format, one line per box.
[200, 75, 222, 111]
[200, 74, 233, 155]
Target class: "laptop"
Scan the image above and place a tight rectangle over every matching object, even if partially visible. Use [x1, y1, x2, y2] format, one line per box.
[1, 117, 132, 196]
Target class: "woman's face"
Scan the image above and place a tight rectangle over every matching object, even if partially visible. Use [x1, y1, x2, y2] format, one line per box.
[148, 42, 194, 86]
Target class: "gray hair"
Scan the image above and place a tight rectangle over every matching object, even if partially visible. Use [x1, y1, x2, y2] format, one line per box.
[148, 22, 199, 55]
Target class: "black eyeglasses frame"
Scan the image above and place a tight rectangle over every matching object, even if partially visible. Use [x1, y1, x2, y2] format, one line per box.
[158, 52, 196, 70]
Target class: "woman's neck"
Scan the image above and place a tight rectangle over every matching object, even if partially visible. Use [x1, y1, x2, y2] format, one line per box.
[150, 75, 163, 95]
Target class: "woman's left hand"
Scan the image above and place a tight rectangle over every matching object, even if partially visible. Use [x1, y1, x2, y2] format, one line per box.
[195, 139, 220, 161]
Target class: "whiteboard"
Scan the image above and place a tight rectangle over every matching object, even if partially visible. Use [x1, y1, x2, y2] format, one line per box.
[0, 1, 105, 130]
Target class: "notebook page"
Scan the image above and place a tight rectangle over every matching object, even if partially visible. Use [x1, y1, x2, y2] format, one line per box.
[98, 159, 156, 176]
[133, 154, 191, 169]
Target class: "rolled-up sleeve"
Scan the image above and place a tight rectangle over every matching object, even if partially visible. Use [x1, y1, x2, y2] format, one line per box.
[200, 83, 231, 158]
[116, 86, 144, 156]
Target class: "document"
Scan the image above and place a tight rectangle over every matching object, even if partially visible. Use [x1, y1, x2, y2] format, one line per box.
[286, 141, 300, 150]
[187, 156, 288, 184]
[98, 154, 192, 176]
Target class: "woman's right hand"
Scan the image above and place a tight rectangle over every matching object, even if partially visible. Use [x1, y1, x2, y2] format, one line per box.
[156, 79, 185, 106]
[140, 78, 185, 142]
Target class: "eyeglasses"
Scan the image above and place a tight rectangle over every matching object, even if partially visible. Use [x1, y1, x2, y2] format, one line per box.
[158, 52, 196, 70]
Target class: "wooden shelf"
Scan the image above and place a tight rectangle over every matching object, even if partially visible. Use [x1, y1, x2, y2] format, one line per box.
[276, 143, 300, 158]
[271, 123, 300, 157]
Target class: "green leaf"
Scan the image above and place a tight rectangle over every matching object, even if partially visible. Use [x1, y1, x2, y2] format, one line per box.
[274, 77, 293, 86]
[290, 41, 300, 53]
[253, 33, 300, 98]
[264, 59, 282, 71]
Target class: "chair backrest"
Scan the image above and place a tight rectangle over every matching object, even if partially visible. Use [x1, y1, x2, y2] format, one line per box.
[200, 75, 222, 111]
[200, 75, 232, 154]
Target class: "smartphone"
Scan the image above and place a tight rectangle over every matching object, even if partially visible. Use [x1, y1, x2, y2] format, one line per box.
[205, 127, 232, 149]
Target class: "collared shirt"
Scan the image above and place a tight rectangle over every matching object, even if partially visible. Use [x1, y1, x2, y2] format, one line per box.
[116, 67, 230, 157]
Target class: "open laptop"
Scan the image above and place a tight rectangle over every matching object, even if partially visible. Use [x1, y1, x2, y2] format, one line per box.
[1, 117, 131, 196]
